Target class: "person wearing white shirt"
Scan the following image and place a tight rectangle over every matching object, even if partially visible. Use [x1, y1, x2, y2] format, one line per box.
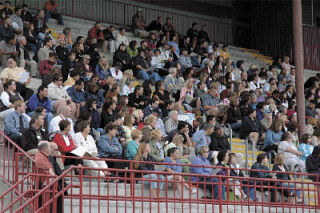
[115, 28, 129, 50]
[74, 121, 109, 177]
[151, 49, 165, 69]
[249, 74, 260, 91]
[0, 79, 23, 117]
[109, 65, 123, 82]
[48, 73, 76, 118]
[49, 106, 75, 140]
[121, 78, 135, 96]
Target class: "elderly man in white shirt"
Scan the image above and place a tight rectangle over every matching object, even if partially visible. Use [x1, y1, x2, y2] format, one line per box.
[74, 120, 109, 177]
[49, 105, 75, 140]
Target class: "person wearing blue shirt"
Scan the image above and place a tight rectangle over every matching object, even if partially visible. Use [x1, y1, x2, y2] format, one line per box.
[190, 145, 225, 200]
[126, 129, 142, 160]
[192, 123, 214, 153]
[67, 80, 86, 105]
[27, 85, 53, 125]
[97, 123, 123, 167]
[4, 100, 29, 147]
[85, 84, 105, 109]
[298, 134, 314, 162]
[95, 57, 109, 80]
[263, 121, 283, 153]
[164, 147, 196, 197]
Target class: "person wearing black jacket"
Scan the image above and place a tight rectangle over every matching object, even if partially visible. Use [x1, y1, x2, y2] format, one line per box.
[198, 25, 210, 44]
[147, 17, 162, 32]
[113, 43, 131, 70]
[239, 107, 263, 151]
[128, 85, 145, 110]
[226, 96, 242, 131]
[306, 145, 320, 182]
[209, 123, 230, 152]
[249, 153, 276, 202]
[21, 113, 48, 154]
[103, 25, 115, 54]
[272, 153, 302, 202]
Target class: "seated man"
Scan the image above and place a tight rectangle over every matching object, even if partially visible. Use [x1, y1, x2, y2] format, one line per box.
[17, 35, 38, 78]
[219, 44, 230, 60]
[132, 9, 148, 39]
[87, 21, 107, 53]
[39, 52, 57, 77]
[178, 48, 193, 71]
[203, 85, 225, 117]
[4, 100, 29, 146]
[1, 58, 34, 100]
[37, 38, 53, 63]
[27, 85, 53, 125]
[132, 50, 161, 82]
[21, 113, 48, 154]
[44, 0, 64, 25]
[190, 145, 226, 200]
[192, 123, 214, 152]
[67, 79, 85, 118]
[143, 99, 160, 119]
[0, 36, 18, 66]
[115, 28, 129, 50]
[103, 25, 115, 54]
[10, 7, 23, 34]
[0, 16, 14, 41]
[97, 123, 123, 168]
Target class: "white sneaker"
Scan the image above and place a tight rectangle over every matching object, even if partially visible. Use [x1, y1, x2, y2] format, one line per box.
[191, 188, 197, 194]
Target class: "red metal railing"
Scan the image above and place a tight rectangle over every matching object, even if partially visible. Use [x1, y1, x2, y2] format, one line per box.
[4, 156, 319, 213]
[0, 131, 36, 183]
[15, 0, 233, 45]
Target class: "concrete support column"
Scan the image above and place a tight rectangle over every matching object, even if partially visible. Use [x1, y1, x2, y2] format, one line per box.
[292, 0, 305, 137]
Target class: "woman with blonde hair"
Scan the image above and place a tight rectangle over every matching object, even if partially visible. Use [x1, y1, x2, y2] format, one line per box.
[132, 109, 144, 130]
[95, 56, 109, 80]
[272, 153, 302, 202]
[149, 129, 164, 162]
[142, 115, 157, 143]
[133, 142, 165, 197]
[123, 114, 136, 142]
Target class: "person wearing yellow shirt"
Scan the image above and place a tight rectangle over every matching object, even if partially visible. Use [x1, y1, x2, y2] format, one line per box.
[219, 44, 230, 60]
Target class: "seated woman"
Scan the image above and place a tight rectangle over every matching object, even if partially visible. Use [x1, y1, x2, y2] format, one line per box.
[306, 146, 320, 182]
[126, 129, 142, 160]
[132, 109, 144, 130]
[74, 120, 109, 177]
[272, 153, 302, 203]
[225, 96, 242, 131]
[149, 129, 165, 162]
[263, 119, 283, 153]
[164, 147, 196, 197]
[0, 80, 23, 117]
[113, 44, 131, 71]
[48, 73, 76, 119]
[81, 98, 103, 137]
[123, 114, 136, 142]
[179, 79, 201, 112]
[85, 83, 105, 109]
[133, 142, 165, 198]
[97, 123, 123, 168]
[190, 145, 226, 200]
[249, 153, 276, 202]
[239, 107, 263, 151]
[298, 133, 314, 162]
[278, 132, 305, 172]
[121, 78, 135, 96]
[52, 120, 83, 167]
[227, 153, 248, 201]
[152, 80, 171, 112]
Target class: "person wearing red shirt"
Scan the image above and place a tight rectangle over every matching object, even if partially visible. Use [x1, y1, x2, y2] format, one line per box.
[39, 52, 57, 77]
[44, 0, 64, 25]
[88, 21, 107, 53]
[52, 119, 83, 167]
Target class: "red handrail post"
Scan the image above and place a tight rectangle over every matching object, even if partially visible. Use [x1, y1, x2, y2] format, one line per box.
[14, 152, 19, 183]
[79, 167, 83, 213]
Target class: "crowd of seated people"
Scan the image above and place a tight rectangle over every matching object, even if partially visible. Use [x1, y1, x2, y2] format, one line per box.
[0, 1, 319, 202]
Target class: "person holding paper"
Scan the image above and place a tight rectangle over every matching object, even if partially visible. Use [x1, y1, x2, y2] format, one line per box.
[74, 120, 109, 177]
[1, 58, 33, 100]
[52, 119, 83, 167]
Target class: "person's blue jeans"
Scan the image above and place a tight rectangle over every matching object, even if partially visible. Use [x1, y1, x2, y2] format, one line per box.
[138, 70, 162, 82]
[139, 174, 165, 190]
[243, 185, 256, 201]
[27, 42, 38, 54]
[277, 183, 302, 198]
[230, 121, 242, 131]
[213, 178, 226, 200]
